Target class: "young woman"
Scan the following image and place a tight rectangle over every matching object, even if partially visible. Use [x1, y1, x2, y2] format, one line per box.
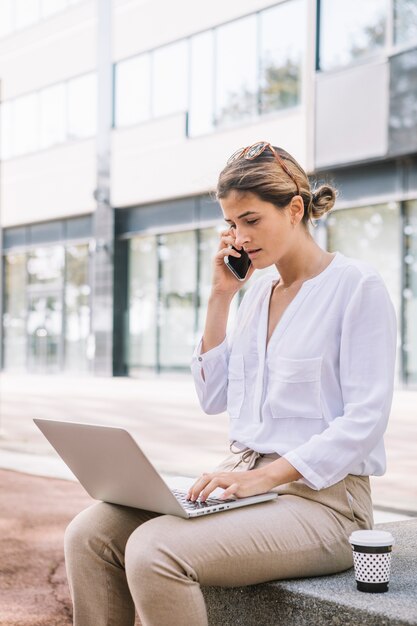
[65, 142, 397, 626]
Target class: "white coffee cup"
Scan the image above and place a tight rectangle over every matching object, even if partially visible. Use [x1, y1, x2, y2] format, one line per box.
[348, 530, 395, 593]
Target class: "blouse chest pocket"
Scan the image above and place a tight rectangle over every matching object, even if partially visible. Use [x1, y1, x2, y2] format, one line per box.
[267, 356, 323, 419]
[227, 354, 245, 419]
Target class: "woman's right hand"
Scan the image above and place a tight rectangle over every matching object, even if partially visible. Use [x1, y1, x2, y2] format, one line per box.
[210, 229, 255, 297]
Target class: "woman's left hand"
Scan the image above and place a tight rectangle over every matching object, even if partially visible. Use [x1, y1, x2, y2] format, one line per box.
[187, 468, 275, 502]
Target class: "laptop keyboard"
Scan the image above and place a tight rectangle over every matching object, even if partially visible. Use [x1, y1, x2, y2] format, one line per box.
[171, 488, 235, 510]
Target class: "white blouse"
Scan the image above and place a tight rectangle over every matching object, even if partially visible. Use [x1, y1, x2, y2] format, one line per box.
[191, 251, 397, 490]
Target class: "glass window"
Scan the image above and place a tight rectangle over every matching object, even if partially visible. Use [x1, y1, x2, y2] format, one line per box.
[39, 83, 66, 148]
[327, 203, 401, 379]
[320, 0, 387, 70]
[0, 100, 14, 160]
[394, 0, 417, 47]
[65, 244, 91, 372]
[159, 231, 196, 368]
[27, 292, 62, 373]
[259, 0, 305, 113]
[189, 30, 214, 137]
[197, 227, 219, 338]
[153, 40, 188, 118]
[41, 0, 67, 18]
[14, 93, 39, 156]
[403, 200, 417, 384]
[3, 253, 27, 370]
[67, 73, 97, 139]
[215, 14, 258, 128]
[0, 0, 14, 38]
[128, 236, 158, 371]
[16, 0, 40, 28]
[26, 246, 64, 372]
[115, 54, 151, 127]
[27, 246, 65, 290]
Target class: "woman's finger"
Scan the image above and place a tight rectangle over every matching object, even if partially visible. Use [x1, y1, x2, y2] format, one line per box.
[215, 247, 241, 260]
[199, 477, 222, 502]
[220, 483, 239, 499]
[187, 473, 212, 501]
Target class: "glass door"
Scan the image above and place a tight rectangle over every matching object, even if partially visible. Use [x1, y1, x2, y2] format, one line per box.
[158, 231, 197, 369]
[27, 291, 63, 372]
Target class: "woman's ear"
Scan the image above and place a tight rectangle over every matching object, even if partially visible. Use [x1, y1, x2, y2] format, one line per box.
[289, 195, 304, 225]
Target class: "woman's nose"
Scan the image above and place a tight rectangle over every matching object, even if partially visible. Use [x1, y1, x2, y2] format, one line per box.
[234, 230, 250, 248]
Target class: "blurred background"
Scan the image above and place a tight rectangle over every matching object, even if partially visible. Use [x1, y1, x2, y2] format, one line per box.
[0, 0, 416, 516]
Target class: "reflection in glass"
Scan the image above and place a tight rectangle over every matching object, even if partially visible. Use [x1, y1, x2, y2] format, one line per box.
[67, 73, 97, 139]
[115, 54, 151, 127]
[153, 40, 188, 118]
[260, 0, 305, 113]
[327, 203, 401, 380]
[40, 83, 66, 149]
[27, 292, 62, 373]
[27, 246, 65, 289]
[215, 14, 258, 128]
[394, 0, 417, 46]
[197, 228, 218, 338]
[128, 236, 158, 370]
[65, 244, 91, 372]
[159, 231, 196, 368]
[3, 254, 27, 370]
[403, 201, 417, 383]
[26, 246, 64, 372]
[189, 31, 214, 137]
[320, 0, 386, 70]
[14, 93, 39, 156]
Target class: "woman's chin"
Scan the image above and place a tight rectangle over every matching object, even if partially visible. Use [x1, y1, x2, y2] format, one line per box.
[252, 258, 272, 270]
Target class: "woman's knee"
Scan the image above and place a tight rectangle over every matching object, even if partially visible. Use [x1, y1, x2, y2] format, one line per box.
[64, 502, 110, 559]
[125, 516, 193, 585]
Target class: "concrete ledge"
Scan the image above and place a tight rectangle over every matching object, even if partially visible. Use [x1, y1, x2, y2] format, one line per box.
[202, 520, 417, 626]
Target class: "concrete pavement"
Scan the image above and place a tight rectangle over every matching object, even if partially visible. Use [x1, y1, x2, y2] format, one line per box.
[0, 372, 416, 521]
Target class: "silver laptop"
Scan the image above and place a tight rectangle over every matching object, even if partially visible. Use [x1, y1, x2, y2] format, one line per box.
[33, 419, 277, 518]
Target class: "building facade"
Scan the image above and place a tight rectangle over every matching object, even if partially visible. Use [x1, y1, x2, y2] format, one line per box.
[0, 0, 416, 385]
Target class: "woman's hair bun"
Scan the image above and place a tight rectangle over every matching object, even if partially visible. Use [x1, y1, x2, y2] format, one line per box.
[310, 184, 337, 219]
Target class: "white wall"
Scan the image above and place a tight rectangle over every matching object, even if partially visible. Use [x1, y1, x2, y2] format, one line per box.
[1, 140, 96, 227]
[111, 109, 308, 208]
[315, 61, 389, 168]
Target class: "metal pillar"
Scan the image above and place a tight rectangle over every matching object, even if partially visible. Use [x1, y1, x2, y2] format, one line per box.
[91, 0, 114, 376]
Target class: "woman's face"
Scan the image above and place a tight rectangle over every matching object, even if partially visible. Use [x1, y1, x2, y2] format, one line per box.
[220, 190, 302, 269]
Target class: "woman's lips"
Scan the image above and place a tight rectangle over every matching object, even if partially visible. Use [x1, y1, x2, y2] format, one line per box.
[246, 249, 262, 259]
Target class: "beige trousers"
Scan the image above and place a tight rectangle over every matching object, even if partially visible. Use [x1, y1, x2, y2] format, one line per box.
[64, 449, 373, 626]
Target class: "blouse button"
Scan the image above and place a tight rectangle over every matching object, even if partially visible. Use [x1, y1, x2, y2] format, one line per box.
[198, 357, 203, 362]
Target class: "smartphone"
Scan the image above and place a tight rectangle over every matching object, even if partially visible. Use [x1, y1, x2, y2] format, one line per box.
[224, 246, 252, 281]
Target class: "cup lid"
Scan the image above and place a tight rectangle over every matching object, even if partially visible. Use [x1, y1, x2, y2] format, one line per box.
[349, 529, 395, 547]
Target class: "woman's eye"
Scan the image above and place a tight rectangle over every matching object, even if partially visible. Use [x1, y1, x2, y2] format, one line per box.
[246, 219, 259, 225]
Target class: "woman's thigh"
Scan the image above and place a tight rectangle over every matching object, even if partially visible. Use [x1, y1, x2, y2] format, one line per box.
[125, 493, 357, 588]
[65, 501, 162, 563]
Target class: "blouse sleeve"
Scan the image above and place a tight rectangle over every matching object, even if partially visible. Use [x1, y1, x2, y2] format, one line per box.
[190, 336, 230, 414]
[283, 275, 397, 490]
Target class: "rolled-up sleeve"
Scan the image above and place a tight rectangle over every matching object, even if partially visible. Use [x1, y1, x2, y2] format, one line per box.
[190, 337, 230, 414]
[284, 276, 397, 490]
